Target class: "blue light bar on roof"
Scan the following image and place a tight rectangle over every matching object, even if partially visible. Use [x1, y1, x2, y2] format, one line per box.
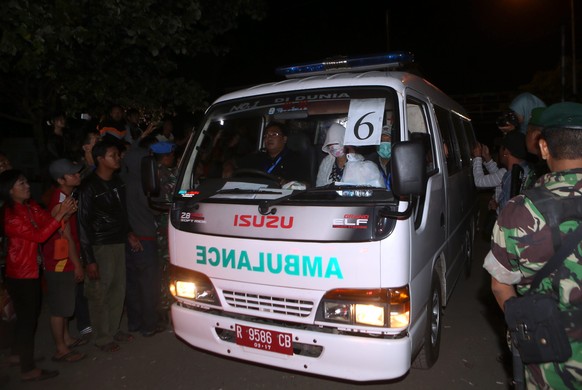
[275, 51, 414, 78]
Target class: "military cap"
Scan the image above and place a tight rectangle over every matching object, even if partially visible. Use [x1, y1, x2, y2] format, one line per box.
[538, 102, 582, 129]
[528, 107, 546, 127]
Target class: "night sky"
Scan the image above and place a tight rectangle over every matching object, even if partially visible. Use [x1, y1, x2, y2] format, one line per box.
[203, 0, 572, 98]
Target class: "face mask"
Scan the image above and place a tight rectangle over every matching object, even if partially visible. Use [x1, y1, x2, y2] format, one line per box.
[377, 142, 392, 159]
[328, 144, 345, 158]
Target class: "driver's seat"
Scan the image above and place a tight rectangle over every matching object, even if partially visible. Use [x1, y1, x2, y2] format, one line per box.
[286, 131, 317, 186]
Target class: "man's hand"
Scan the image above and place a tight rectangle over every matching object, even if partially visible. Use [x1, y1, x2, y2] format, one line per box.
[128, 232, 143, 252]
[491, 277, 517, 311]
[472, 143, 482, 158]
[488, 196, 498, 211]
[86, 263, 99, 280]
[482, 144, 492, 162]
[73, 264, 84, 283]
[141, 122, 157, 139]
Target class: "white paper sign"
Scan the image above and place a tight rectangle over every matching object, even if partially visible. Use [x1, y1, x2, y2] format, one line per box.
[344, 98, 385, 146]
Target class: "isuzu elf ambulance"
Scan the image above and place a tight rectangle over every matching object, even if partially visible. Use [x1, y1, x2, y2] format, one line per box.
[149, 52, 478, 381]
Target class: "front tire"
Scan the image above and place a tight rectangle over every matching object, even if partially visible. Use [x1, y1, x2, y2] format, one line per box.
[412, 272, 442, 369]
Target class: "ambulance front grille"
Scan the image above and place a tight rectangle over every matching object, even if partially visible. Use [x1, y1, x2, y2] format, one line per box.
[222, 291, 314, 317]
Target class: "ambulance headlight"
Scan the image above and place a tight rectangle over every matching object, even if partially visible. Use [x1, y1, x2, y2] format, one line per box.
[169, 265, 220, 306]
[355, 304, 385, 326]
[323, 302, 351, 323]
[317, 287, 410, 328]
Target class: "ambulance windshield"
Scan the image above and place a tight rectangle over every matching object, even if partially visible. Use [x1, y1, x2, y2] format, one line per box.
[177, 87, 400, 201]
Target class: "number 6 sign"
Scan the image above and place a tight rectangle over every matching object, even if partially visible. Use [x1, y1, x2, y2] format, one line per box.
[344, 98, 385, 146]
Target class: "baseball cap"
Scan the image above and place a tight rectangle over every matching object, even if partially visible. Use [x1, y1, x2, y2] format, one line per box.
[501, 131, 527, 160]
[538, 102, 582, 129]
[49, 159, 82, 180]
[150, 141, 176, 154]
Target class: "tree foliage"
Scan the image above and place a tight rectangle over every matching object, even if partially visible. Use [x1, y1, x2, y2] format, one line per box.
[521, 58, 581, 105]
[0, 0, 265, 135]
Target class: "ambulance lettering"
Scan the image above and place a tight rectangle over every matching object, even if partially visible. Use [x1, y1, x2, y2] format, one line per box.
[273, 93, 350, 103]
[234, 215, 294, 229]
[332, 214, 369, 229]
[195, 245, 343, 279]
[229, 101, 260, 112]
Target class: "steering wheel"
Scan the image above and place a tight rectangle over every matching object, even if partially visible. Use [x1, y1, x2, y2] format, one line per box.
[231, 169, 281, 184]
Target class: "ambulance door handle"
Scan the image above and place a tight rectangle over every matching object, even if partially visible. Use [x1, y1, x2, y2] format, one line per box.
[440, 212, 445, 227]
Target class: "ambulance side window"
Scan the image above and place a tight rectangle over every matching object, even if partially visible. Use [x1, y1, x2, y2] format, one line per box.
[462, 119, 476, 164]
[452, 114, 471, 168]
[434, 106, 461, 174]
[406, 99, 435, 175]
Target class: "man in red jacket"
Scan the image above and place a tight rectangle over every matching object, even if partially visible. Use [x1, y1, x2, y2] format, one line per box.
[43, 159, 86, 362]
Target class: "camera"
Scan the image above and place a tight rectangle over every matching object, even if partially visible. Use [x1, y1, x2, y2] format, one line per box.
[496, 110, 519, 129]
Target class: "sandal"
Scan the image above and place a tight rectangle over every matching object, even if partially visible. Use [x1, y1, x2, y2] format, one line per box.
[7, 355, 45, 367]
[96, 342, 120, 353]
[21, 369, 59, 382]
[67, 337, 89, 348]
[113, 331, 134, 343]
[51, 350, 86, 363]
[141, 325, 166, 337]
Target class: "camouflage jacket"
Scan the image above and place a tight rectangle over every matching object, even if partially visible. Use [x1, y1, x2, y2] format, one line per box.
[485, 168, 582, 306]
[484, 168, 582, 389]
[154, 164, 177, 205]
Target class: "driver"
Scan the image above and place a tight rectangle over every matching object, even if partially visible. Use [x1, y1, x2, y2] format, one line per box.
[237, 122, 310, 186]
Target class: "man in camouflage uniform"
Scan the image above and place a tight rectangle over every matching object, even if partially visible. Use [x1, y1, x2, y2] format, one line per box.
[484, 102, 582, 389]
[150, 142, 177, 311]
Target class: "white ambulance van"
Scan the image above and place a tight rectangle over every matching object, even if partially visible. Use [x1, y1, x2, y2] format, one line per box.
[153, 52, 478, 381]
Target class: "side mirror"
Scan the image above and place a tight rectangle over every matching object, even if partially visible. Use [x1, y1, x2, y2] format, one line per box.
[391, 140, 427, 198]
[141, 155, 160, 197]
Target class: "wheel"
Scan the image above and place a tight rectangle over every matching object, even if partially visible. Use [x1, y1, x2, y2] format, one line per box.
[464, 228, 474, 278]
[231, 168, 281, 184]
[412, 272, 442, 369]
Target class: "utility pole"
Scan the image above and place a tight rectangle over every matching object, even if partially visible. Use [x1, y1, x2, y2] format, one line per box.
[571, 0, 577, 97]
[562, 25, 566, 101]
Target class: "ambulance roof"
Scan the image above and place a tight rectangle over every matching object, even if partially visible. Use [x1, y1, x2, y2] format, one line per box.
[212, 52, 467, 116]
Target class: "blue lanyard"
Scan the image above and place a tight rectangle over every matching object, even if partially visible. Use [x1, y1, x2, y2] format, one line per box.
[267, 155, 283, 174]
[381, 170, 391, 190]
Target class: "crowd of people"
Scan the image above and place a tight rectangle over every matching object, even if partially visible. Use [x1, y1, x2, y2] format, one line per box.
[0, 94, 580, 389]
[472, 92, 549, 237]
[472, 93, 582, 389]
[0, 105, 180, 382]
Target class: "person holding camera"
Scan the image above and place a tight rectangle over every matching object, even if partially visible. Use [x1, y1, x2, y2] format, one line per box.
[484, 102, 582, 389]
[496, 110, 521, 134]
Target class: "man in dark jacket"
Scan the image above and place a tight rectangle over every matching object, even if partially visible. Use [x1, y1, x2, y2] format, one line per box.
[120, 137, 163, 337]
[77, 139, 140, 352]
[237, 122, 310, 186]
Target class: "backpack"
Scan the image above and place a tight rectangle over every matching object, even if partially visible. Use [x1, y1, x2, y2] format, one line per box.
[523, 185, 582, 252]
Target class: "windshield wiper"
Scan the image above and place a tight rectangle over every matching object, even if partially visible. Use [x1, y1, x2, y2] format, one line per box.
[178, 178, 286, 204]
[217, 188, 282, 195]
[258, 183, 380, 215]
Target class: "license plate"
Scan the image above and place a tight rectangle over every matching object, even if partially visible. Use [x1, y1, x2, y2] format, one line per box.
[235, 324, 293, 355]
